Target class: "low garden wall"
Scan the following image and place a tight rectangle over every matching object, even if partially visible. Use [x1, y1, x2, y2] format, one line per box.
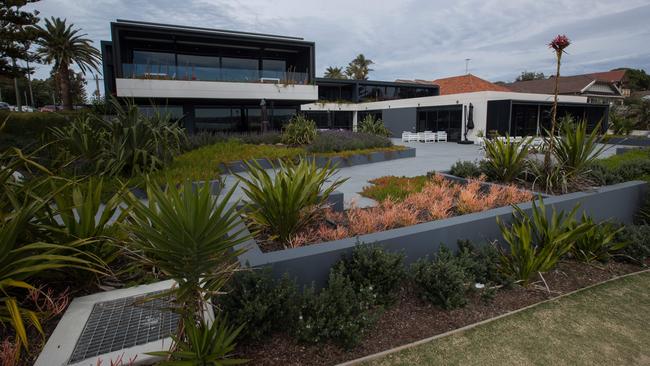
[607, 136, 650, 147]
[218, 147, 416, 173]
[233, 180, 647, 287]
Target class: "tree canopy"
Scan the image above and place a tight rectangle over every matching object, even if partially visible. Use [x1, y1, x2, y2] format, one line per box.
[516, 71, 545, 81]
[0, 0, 40, 78]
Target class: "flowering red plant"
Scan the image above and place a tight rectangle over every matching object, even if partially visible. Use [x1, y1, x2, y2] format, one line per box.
[548, 34, 571, 52]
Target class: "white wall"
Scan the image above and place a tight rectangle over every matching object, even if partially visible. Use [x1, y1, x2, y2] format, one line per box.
[300, 91, 589, 140]
[116, 78, 318, 101]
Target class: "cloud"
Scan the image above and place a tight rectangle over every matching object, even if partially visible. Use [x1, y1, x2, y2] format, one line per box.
[23, 0, 650, 96]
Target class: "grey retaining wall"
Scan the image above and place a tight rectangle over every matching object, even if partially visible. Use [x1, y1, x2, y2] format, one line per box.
[218, 147, 416, 173]
[233, 181, 647, 288]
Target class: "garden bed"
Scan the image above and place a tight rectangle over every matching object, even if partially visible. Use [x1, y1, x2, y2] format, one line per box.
[236, 261, 646, 366]
[234, 180, 646, 288]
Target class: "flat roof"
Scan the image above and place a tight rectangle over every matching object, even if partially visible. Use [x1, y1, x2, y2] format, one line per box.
[113, 19, 312, 44]
[316, 78, 439, 89]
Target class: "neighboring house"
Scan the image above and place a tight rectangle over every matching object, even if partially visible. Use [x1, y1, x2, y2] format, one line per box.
[431, 74, 511, 95]
[506, 75, 624, 106]
[589, 70, 630, 97]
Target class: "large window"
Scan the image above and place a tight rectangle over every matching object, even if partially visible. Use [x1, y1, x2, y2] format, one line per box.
[262, 59, 286, 79]
[177, 54, 219, 81]
[194, 107, 241, 131]
[221, 57, 259, 81]
[417, 105, 462, 141]
[270, 108, 296, 129]
[132, 50, 175, 65]
[511, 104, 539, 136]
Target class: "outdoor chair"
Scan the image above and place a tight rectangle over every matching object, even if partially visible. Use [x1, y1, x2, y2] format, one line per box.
[423, 131, 436, 143]
[437, 131, 448, 142]
[417, 132, 426, 142]
[402, 131, 410, 142]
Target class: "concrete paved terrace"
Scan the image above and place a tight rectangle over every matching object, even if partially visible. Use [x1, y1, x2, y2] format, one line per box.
[219, 139, 623, 208]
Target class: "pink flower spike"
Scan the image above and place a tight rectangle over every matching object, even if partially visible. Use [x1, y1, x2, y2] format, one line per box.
[548, 34, 571, 51]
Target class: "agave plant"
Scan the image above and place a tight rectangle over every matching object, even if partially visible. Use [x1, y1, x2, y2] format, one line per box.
[497, 197, 589, 285]
[149, 315, 246, 366]
[482, 136, 531, 183]
[124, 180, 249, 321]
[553, 118, 606, 183]
[281, 114, 317, 145]
[236, 158, 347, 246]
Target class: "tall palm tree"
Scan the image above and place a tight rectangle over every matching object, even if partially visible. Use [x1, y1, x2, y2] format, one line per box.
[35, 17, 100, 110]
[324, 66, 346, 79]
[345, 54, 374, 80]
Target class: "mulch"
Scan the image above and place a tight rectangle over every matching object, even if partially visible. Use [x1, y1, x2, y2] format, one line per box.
[236, 260, 644, 366]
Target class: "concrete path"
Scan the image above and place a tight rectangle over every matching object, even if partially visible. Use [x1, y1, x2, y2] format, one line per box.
[219, 139, 623, 209]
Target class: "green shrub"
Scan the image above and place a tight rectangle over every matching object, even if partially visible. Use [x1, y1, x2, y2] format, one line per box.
[333, 244, 405, 305]
[358, 114, 391, 137]
[449, 160, 483, 178]
[410, 248, 470, 309]
[306, 130, 392, 153]
[497, 198, 588, 286]
[219, 270, 300, 341]
[553, 120, 605, 182]
[0, 111, 75, 151]
[570, 215, 625, 263]
[615, 225, 650, 264]
[456, 240, 510, 285]
[609, 112, 635, 135]
[295, 270, 376, 348]
[483, 136, 530, 183]
[281, 114, 317, 145]
[586, 162, 622, 186]
[236, 158, 346, 246]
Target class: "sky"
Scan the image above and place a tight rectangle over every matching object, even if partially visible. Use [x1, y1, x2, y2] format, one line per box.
[24, 0, 650, 97]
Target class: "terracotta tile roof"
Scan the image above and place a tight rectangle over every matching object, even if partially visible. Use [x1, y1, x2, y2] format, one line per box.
[431, 74, 511, 95]
[588, 70, 627, 83]
[506, 75, 595, 94]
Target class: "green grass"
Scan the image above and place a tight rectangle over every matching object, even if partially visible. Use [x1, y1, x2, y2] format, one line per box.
[361, 175, 429, 202]
[367, 271, 650, 366]
[597, 148, 650, 170]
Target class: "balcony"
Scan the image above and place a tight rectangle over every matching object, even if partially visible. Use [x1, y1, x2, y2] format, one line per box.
[121, 63, 310, 85]
[115, 63, 318, 101]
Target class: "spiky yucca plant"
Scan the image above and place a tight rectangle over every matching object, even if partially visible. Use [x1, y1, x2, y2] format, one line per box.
[236, 158, 346, 246]
[483, 136, 531, 183]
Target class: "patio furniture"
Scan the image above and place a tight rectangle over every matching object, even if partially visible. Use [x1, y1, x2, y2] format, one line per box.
[437, 131, 448, 142]
[423, 131, 436, 143]
[417, 132, 426, 142]
[475, 136, 486, 147]
[402, 131, 410, 142]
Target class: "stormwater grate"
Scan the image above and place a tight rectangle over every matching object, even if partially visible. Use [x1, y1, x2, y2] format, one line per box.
[68, 290, 180, 364]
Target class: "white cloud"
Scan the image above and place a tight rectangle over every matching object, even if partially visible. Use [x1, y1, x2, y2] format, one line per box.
[24, 0, 650, 96]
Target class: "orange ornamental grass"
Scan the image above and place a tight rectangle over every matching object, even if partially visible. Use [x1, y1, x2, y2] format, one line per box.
[288, 174, 533, 248]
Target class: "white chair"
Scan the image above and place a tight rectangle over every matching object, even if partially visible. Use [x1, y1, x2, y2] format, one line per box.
[514, 136, 524, 143]
[475, 136, 486, 147]
[401, 131, 410, 142]
[437, 131, 448, 142]
[407, 132, 419, 142]
[417, 132, 425, 142]
[423, 131, 436, 143]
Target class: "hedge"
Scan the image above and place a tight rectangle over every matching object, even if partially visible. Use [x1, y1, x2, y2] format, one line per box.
[0, 111, 78, 151]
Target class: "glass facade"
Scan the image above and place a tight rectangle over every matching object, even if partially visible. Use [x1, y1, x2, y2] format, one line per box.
[317, 80, 438, 103]
[417, 106, 463, 141]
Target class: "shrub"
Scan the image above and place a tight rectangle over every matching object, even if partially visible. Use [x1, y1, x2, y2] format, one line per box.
[456, 240, 510, 285]
[236, 158, 347, 246]
[306, 130, 392, 154]
[333, 244, 406, 305]
[497, 198, 588, 286]
[449, 160, 483, 178]
[241, 131, 282, 145]
[219, 270, 300, 341]
[295, 270, 376, 348]
[281, 114, 317, 145]
[184, 131, 231, 151]
[411, 248, 470, 309]
[586, 162, 622, 186]
[615, 225, 650, 264]
[570, 215, 625, 263]
[358, 114, 391, 137]
[609, 112, 635, 135]
[0, 110, 74, 151]
[483, 136, 530, 183]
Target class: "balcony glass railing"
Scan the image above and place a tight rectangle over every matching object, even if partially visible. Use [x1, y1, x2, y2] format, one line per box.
[121, 64, 310, 84]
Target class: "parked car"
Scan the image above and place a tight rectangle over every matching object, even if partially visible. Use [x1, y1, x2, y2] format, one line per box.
[0, 102, 10, 111]
[40, 105, 63, 112]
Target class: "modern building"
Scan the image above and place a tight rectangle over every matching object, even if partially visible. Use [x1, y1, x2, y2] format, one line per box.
[101, 20, 608, 139]
[506, 75, 624, 106]
[302, 91, 609, 141]
[101, 19, 318, 133]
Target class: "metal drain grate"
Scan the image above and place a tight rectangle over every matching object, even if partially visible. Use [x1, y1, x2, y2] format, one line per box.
[68, 290, 180, 364]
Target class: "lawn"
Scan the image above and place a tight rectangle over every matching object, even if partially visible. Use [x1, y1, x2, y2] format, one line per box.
[366, 271, 650, 366]
[597, 147, 650, 170]
[361, 175, 430, 202]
